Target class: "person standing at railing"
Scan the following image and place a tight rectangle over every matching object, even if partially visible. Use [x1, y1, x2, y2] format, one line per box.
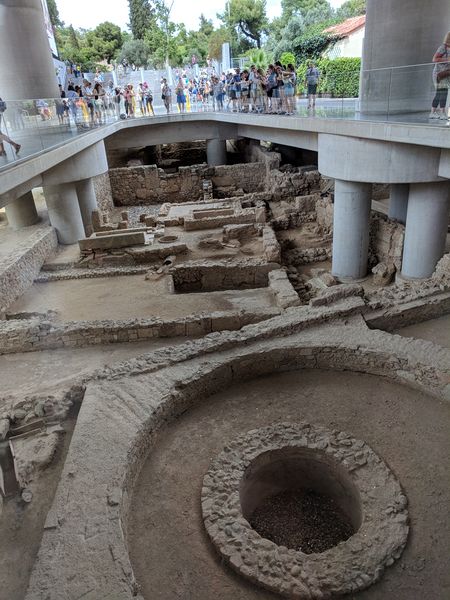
[161, 79, 172, 114]
[305, 62, 320, 110]
[66, 84, 79, 123]
[0, 97, 20, 156]
[430, 31, 450, 120]
[81, 80, 95, 123]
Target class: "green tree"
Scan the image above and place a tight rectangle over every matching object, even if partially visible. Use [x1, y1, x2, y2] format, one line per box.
[119, 39, 149, 67]
[336, 0, 366, 20]
[128, 0, 155, 39]
[281, 0, 333, 22]
[208, 28, 231, 61]
[85, 22, 123, 63]
[46, 0, 63, 28]
[219, 0, 268, 49]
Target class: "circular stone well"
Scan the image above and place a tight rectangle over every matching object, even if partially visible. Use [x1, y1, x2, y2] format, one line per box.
[201, 423, 409, 599]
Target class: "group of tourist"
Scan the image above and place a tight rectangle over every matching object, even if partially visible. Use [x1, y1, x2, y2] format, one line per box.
[158, 62, 320, 116]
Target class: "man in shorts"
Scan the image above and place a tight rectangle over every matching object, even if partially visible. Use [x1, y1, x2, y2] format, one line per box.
[232, 68, 242, 112]
[305, 62, 320, 109]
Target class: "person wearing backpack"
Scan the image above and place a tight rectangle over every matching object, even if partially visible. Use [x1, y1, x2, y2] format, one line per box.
[305, 62, 320, 109]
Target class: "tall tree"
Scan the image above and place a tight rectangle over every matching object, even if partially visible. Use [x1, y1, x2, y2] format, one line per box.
[335, 0, 366, 20]
[46, 0, 63, 28]
[281, 0, 333, 23]
[128, 0, 154, 39]
[219, 0, 268, 49]
[85, 22, 123, 63]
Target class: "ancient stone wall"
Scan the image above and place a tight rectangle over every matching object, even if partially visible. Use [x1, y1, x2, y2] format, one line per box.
[109, 164, 207, 206]
[0, 227, 58, 312]
[109, 162, 270, 206]
[0, 308, 279, 355]
[93, 173, 114, 219]
[211, 163, 267, 195]
[369, 212, 405, 270]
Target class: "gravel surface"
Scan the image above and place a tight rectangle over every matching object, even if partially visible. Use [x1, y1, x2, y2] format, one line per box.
[249, 489, 354, 554]
[112, 205, 162, 225]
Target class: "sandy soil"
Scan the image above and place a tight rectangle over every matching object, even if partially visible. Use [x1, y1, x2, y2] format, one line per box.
[9, 274, 276, 322]
[394, 314, 450, 350]
[128, 369, 450, 600]
[0, 407, 78, 600]
[0, 338, 187, 396]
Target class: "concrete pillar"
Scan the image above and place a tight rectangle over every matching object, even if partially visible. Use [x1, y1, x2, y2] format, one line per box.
[0, 0, 60, 100]
[76, 179, 98, 236]
[401, 181, 450, 279]
[332, 180, 373, 281]
[206, 139, 227, 166]
[4, 191, 39, 230]
[44, 184, 85, 245]
[361, 0, 450, 113]
[389, 184, 409, 224]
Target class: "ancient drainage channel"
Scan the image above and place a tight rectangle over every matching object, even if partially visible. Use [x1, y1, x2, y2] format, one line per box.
[201, 422, 409, 599]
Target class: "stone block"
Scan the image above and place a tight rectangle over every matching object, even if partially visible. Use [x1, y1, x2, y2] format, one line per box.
[120, 211, 129, 221]
[79, 232, 146, 252]
[372, 262, 396, 287]
[117, 221, 128, 230]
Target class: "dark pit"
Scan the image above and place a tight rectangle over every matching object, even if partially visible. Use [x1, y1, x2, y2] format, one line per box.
[249, 489, 354, 553]
[240, 447, 362, 554]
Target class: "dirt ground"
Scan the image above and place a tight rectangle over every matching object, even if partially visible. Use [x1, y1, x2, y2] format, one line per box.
[128, 369, 450, 600]
[0, 338, 186, 396]
[0, 407, 78, 600]
[394, 314, 450, 350]
[9, 274, 276, 322]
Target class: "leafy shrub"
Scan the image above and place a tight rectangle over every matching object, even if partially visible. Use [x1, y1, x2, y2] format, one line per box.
[279, 52, 296, 67]
[296, 57, 361, 97]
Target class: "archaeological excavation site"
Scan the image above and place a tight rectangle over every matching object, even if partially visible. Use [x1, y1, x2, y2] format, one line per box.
[1, 135, 449, 600]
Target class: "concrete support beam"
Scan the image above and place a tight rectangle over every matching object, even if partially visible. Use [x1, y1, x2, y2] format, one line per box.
[206, 139, 227, 166]
[389, 184, 409, 224]
[76, 179, 98, 236]
[0, 0, 59, 101]
[318, 134, 442, 184]
[401, 181, 450, 279]
[44, 184, 85, 245]
[332, 180, 373, 281]
[4, 191, 39, 230]
[42, 141, 108, 187]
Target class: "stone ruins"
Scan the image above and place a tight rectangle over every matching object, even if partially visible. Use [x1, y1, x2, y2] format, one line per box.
[0, 138, 449, 600]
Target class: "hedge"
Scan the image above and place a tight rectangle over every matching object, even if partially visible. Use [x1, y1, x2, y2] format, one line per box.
[297, 57, 361, 97]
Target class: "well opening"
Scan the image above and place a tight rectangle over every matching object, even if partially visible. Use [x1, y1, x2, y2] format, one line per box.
[239, 447, 362, 554]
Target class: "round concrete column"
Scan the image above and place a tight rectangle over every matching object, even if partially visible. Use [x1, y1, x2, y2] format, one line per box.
[76, 179, 98, 236]
[401, 181, 450, 279]
[44, 184, 85, 245]
[332, 180, 373, 281]
[361, 0, 450, 113]
[4, 191, 39, 230]
[389, 184, 409, 224]
[206, 139, 227, 166]
[0, 0, 59, 100]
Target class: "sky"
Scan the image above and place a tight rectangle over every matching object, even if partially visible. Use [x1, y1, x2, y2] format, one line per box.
[56, 0, 347, 32]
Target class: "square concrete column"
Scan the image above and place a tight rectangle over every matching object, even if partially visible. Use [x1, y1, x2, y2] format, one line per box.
[332, 180, 373, 281]
[206, 139, 227, 166]
[44, 183, 85, 245]
[76, 178, 98, 236]
[5, 191, 39, 230]
[401, 181, 450, 279]
[388, 184, 409, 224]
